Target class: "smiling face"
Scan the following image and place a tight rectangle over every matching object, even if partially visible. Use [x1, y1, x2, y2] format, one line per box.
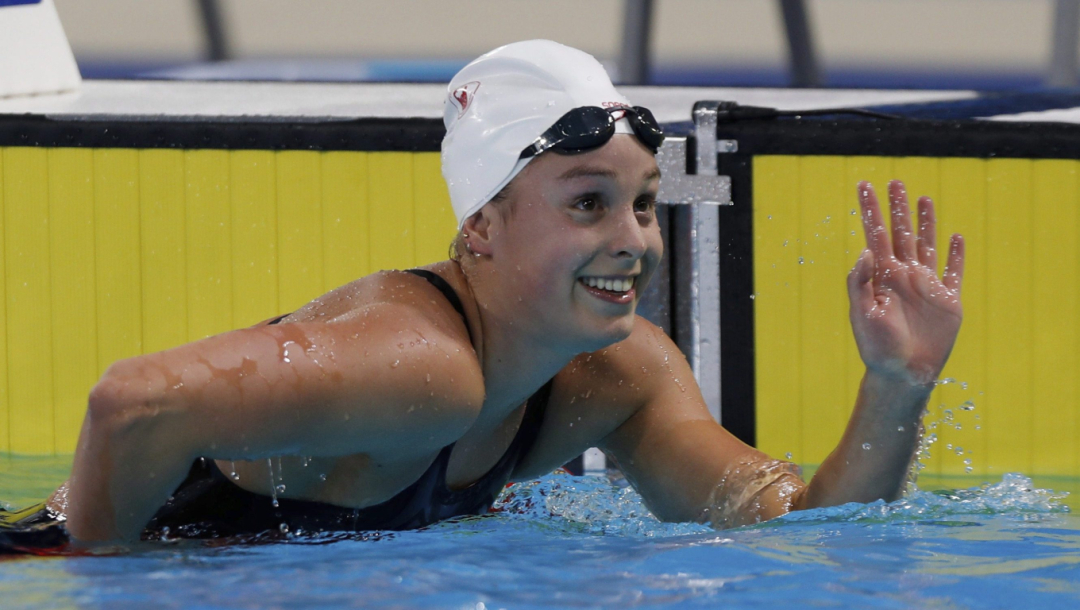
[474, 134, 663, 353]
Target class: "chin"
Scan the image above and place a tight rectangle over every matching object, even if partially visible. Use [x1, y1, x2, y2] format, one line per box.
[572, 313, 636, 353]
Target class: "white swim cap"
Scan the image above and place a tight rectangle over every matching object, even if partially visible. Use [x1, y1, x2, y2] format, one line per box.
[441, 40, 633, 228]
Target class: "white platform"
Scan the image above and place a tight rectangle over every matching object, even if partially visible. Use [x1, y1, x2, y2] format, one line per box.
[0, 80, 979, 124]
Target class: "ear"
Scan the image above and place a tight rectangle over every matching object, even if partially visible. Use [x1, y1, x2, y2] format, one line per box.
[462, 205, 499, 256]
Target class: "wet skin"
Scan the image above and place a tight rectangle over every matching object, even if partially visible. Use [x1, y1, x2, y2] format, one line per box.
[55, 135, 965, 542]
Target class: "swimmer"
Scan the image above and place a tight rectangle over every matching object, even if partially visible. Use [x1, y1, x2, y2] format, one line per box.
[4, 40, 964, 547]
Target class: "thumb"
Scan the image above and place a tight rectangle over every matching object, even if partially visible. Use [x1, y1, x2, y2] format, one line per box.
[847, 248, 875, 306]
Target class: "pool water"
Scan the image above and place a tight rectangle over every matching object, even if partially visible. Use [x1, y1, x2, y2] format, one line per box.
[2, 455, 1079, 609]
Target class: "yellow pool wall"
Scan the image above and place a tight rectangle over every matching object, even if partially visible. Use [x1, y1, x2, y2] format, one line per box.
[2, 146, 1076, 481]
[0, 147, 456, 454]
[755, 155, 1080, 477]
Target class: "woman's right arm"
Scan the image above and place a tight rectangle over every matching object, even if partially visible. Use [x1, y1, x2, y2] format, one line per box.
[63, 302, 485, 542]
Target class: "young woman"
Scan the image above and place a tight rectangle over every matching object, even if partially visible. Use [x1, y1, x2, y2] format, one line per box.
[2, 40, 964, 548]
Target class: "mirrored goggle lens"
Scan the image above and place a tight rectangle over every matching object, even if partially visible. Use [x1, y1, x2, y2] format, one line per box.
[627, 106, 664, 151]
[550, 107, 615, 152]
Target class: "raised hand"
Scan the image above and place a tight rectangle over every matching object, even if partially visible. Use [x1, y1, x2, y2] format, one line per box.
[847, 180, 965, 387]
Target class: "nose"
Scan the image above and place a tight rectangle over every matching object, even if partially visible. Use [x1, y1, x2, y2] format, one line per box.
[609, 207, 648, 261]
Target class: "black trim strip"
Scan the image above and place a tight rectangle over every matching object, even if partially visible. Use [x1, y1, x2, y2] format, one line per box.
[715, 118, 1080, 160]
[717, 154, 755, 447]
[0, 114, 445, 151]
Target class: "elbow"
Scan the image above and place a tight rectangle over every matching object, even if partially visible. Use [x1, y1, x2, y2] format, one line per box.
[85, 370, 136, 439]
[86, 358, 163, 439]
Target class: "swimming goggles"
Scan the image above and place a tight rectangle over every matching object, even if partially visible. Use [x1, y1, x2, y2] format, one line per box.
[519, 105, 665, 159]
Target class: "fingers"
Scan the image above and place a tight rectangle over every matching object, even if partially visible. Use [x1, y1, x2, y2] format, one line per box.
[858, 181, 892, 266]
[916, 196, 938, 271]
[887, 181, 918, 263]
[943, 234, 965, 292]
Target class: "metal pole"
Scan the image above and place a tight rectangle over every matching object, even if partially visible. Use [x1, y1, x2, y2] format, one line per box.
[197, 0, 230, 62]
[1050, 0, 1080, 87]
[619, 0, 654, 85]
[778, 0, 821, 88]
[691, 103, 723, 422]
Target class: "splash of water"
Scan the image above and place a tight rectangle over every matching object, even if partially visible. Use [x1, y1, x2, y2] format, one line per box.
[491, 471, 1068, 537]
[492, 472, 708, 538]
[770, 473, 1067, 525]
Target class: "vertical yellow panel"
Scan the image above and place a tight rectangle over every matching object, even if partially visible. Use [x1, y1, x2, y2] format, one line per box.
[797, 156, 849, 464]
[369, 153, 415, 272]
[753, 156, 803, 463]
[413, 152, 457, 265]
[48, 148, 98, 452]
[985, 159, 1034, 475]
[893, 158, 942, 213]
[277, 151, 323, 312]
[3, 148, 53, 454]
[322, 152, 369, 291]
[1032, 160, 1078, 475]
[938, 158, 987, 476]
[185, 150, 232, 340]
[0, 151, 7, 453]
[95, 148, 142, 375]
[140, 150, 187, 354]
[231, 150, 279, 327]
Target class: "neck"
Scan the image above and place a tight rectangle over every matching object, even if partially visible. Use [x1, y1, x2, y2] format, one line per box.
[450, 258, 579, 418]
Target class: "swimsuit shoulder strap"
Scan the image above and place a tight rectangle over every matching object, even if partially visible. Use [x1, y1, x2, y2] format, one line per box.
[265, 269, 470, 333]
[404, 269, 472, 335]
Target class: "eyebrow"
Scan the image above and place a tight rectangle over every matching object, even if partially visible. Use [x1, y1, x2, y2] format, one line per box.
[558, 166, 618, 181]
[558, 165, 663, 182]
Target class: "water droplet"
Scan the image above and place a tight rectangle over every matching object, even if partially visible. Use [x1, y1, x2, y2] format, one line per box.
[785, 452, 793, 460]
[279, 523, 289, 534]
[862, 442, 872, 450]
[391, 359, 400, 368]
[798, 257, 805, 264]
[897, 425, 905, 432]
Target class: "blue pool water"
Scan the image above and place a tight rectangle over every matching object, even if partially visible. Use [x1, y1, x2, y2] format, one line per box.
[2, 456, 1078, 609]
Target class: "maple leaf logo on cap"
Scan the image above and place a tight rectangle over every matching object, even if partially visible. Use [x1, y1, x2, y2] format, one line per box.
[450, 81, 481, 119]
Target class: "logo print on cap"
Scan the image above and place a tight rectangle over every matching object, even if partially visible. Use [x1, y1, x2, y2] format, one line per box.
[451, 81, 480, 119]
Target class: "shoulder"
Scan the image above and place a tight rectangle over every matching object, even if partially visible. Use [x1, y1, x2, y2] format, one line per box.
[265, 265, 486, 433]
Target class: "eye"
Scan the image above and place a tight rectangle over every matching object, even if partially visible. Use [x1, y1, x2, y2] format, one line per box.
[574, 197, 598, 212]
[634, 195, 656, 215]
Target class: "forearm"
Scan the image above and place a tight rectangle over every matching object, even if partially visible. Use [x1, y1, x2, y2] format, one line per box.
[63, 373, 200, 542]
[797, 370, 931, 509]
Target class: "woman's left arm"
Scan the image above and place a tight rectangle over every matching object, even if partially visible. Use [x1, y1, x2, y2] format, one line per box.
[797, 180, 964, 508]
[600, 180, 964, 526]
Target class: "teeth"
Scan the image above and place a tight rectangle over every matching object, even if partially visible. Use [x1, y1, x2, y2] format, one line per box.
[582, 277, 635, 293]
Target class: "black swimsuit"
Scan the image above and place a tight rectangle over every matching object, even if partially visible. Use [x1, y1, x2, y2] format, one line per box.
[1, 269, 551, 552]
